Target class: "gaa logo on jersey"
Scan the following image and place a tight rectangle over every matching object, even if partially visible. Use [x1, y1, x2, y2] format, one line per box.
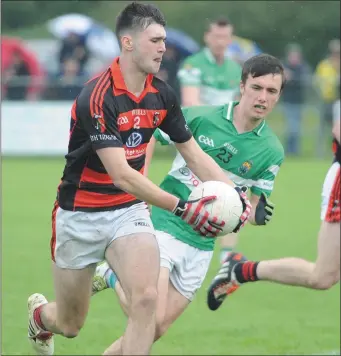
[238, 160, 253, 175]
[93, 114, 106, 133]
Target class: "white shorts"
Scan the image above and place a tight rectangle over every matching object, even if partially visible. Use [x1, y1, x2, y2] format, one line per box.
[51, 202, 155, 269]
[156, 231, 213, 301]
[321, 162, 341, 222]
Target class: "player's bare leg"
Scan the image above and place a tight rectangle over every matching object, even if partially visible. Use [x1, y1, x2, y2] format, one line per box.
[104, 233, 159, 355]
[256, 220, 340, 288]
[154, 271, 190, 341]
[219, 232, 239, 263]
[102, 267, 190, 354]
[38, 264, 95, 335]
[28, 263, 95, 354]
[208, 220, 340, 311]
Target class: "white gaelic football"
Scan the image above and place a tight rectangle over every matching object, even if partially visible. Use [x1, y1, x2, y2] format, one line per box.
[188, 181, 243, 235]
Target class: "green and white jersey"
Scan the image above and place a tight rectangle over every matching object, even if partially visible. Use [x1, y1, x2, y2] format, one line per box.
[177, 48, 241, 105]
[152, 102, 285, 251]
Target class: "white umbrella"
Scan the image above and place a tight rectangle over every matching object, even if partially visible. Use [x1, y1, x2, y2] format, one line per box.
[47, 13, 94, 38]
[86, 24, 120, 60]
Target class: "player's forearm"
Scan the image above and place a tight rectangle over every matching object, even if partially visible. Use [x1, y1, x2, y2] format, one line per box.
[114, 168, 179, 212]
[187, 151, 235, 188]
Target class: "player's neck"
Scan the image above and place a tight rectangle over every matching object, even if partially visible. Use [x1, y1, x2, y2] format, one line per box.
[119, 55, 148, 96]
[233, 105, 264, 133]
[213, 54, 225, 65]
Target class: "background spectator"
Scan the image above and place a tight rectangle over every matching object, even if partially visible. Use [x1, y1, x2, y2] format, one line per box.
[58, 31, 90, 76]
[314, 38, 340, 157]
[1, 36, 44, 100]
[177, 17, 241, 106]
[281, 43, 312, 156]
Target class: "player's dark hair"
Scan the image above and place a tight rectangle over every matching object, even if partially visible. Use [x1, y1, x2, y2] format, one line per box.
[241, 54, 286, 90]
[206, 17, 232, 32]
[116, 2, 166, 38]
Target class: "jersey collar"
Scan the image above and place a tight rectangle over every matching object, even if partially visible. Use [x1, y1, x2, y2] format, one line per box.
[110, 57, 157, 102]
[225, 101, 266, 136]
[110, 56, 154, 92]
[203, 47, 227, 65]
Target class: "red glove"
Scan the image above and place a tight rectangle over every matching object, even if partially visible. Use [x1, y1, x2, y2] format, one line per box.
[173, 196, 225, 237]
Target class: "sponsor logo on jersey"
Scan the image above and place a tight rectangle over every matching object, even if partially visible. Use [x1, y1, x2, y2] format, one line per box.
[90, 134, 117, 142]
[198, 135, 215, 147]
[223, 142, 238, 154]
[239, 160, 253, 175]
[93, 114, 106, 133]
[126, 132, 143, 148]
[179, 167, 191, 176]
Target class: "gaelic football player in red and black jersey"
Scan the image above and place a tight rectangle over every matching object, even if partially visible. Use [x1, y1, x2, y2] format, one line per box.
[27, 2, 251, 355]
[207, 84, 340, 312]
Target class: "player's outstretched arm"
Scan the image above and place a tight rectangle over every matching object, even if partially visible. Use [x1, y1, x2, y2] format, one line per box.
[97, 146, 224, 237]
[97, 146, 178, 212]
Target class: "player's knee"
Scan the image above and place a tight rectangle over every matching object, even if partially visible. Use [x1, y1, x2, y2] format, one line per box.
[60, 324, 83, 339]
[131, 286, 158, 313]
[311, 271, 340, 290]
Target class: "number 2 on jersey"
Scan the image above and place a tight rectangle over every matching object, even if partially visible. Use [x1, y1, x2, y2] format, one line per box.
[133, 116, 140, 129]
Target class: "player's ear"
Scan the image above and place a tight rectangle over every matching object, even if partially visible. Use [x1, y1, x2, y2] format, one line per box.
[121, 35, 133, 51]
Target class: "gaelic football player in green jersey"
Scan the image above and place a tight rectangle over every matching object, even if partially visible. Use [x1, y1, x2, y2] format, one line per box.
[92, 54, 285, 349]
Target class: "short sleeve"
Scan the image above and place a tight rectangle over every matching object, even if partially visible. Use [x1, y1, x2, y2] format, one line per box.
[158, 86, 192, 144]
[251, 155, 284, 197]
[153, 128, 173, 146]
[76, 91, 123, 150]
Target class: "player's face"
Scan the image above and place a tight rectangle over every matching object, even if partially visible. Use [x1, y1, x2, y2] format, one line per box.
[240, 73, 282, 119]
[133, 23, 166, 75]
[204, 24, 233, 59]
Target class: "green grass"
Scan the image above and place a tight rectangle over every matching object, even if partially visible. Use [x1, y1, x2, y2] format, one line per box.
[2, 156, 340, 355]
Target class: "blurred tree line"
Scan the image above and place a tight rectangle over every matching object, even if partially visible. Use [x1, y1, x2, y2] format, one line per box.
[2, 0, 340, 66]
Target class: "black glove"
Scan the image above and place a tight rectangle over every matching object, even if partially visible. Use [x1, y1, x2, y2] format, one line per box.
[255, 192, 275, 225]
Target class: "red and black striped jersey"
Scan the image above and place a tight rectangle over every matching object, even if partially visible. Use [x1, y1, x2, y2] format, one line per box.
[57, 57, 192, 212]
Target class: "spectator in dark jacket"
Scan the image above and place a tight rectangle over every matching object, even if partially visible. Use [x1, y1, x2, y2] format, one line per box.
[58, 32, 90, 75]
[281, 43, 311, 156]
